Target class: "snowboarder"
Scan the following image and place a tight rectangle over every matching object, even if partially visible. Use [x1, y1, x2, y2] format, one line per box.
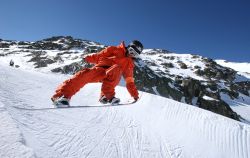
[51, 40, 143, 107]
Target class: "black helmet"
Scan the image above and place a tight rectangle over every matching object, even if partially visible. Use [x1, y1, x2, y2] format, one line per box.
[128, 40, 143, 54]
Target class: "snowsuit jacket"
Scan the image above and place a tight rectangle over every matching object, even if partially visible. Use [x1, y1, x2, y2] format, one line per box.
[85, 42, 139, 99]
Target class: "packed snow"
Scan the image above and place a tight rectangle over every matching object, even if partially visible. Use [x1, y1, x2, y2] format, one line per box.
[0, 61, 250, 158]
[202, 95, 219, 101]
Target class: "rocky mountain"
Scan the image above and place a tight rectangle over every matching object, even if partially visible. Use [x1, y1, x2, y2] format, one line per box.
[1, 36, 250, 121]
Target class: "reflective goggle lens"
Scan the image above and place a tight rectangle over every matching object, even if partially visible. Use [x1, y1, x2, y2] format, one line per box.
[128, 46, 139, 58]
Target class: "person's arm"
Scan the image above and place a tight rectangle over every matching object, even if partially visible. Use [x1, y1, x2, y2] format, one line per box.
[84, 46, 116, 64]
[123, 64, 139, 101]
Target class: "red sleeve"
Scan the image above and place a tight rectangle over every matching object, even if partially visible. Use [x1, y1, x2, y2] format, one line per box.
[123, 62, 139, 99]
[85, 46, 116, 64]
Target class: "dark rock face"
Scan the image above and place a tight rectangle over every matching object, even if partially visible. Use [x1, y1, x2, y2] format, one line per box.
[181, 78, 203, 103]
[134, 60, 183, 101]
[197, 98, 239, 120]
[51, 61, 93, 75]
[18, 41, 30, 45]
[194, 65, 201, 69]
[52, 62, 84, 75]
[194, 69, 203, 76]
[180, 77, 240, 120]
[27, 41, 63, 50]
[27, 51, 56, 68]
[24, 36, 102, 51]
[179, 62, 187, 69]
[203, 68, 216, 78]
[0, 42, 11, 48]
[161, 62, 174, 68]
[160, 55, 175, 60]
[230, 81, 250, 96]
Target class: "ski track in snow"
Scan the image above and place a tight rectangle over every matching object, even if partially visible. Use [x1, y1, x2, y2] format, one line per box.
[0, 63, 250, 158]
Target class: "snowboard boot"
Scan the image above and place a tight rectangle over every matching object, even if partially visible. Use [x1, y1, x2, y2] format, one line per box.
[109, 97, 120, 105]
[51, 96, 70, 108]
[99, 95, 109, 104]
[99, 96, 120, 105]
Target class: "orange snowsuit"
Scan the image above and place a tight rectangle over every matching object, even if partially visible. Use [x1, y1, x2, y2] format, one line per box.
[52, 42, 139, 100]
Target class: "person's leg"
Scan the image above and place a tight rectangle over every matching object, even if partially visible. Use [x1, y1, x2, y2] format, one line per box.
[101, 65, 122, 100]
[52, 67, 106, 100]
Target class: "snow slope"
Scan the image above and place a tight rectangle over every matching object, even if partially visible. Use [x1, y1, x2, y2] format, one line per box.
[0, 63, 250, 158]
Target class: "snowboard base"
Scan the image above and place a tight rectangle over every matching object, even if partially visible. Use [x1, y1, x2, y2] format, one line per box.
[13, 100, 136, 111]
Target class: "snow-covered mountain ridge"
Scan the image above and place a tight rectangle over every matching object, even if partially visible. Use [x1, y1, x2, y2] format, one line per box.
[216, 59, 250, 79]
[0, 36, 250, 122]
[0, 61, 250, 158]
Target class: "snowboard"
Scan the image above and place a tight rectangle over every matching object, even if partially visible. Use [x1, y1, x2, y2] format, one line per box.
[12, 100, 136, 111]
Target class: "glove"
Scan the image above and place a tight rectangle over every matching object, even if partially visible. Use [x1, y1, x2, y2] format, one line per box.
[133, 97, 139, 102]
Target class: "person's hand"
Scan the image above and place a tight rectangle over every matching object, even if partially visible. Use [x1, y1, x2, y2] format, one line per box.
[134, 97, 139, 102]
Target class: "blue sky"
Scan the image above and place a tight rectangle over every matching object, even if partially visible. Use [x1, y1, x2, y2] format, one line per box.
[0, 0, 249, 62]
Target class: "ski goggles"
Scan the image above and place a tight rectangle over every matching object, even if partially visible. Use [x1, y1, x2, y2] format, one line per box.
[127, 45, 141, 58]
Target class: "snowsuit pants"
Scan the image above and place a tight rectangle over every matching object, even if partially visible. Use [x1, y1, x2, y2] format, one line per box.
[52, 65, 122, 100]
